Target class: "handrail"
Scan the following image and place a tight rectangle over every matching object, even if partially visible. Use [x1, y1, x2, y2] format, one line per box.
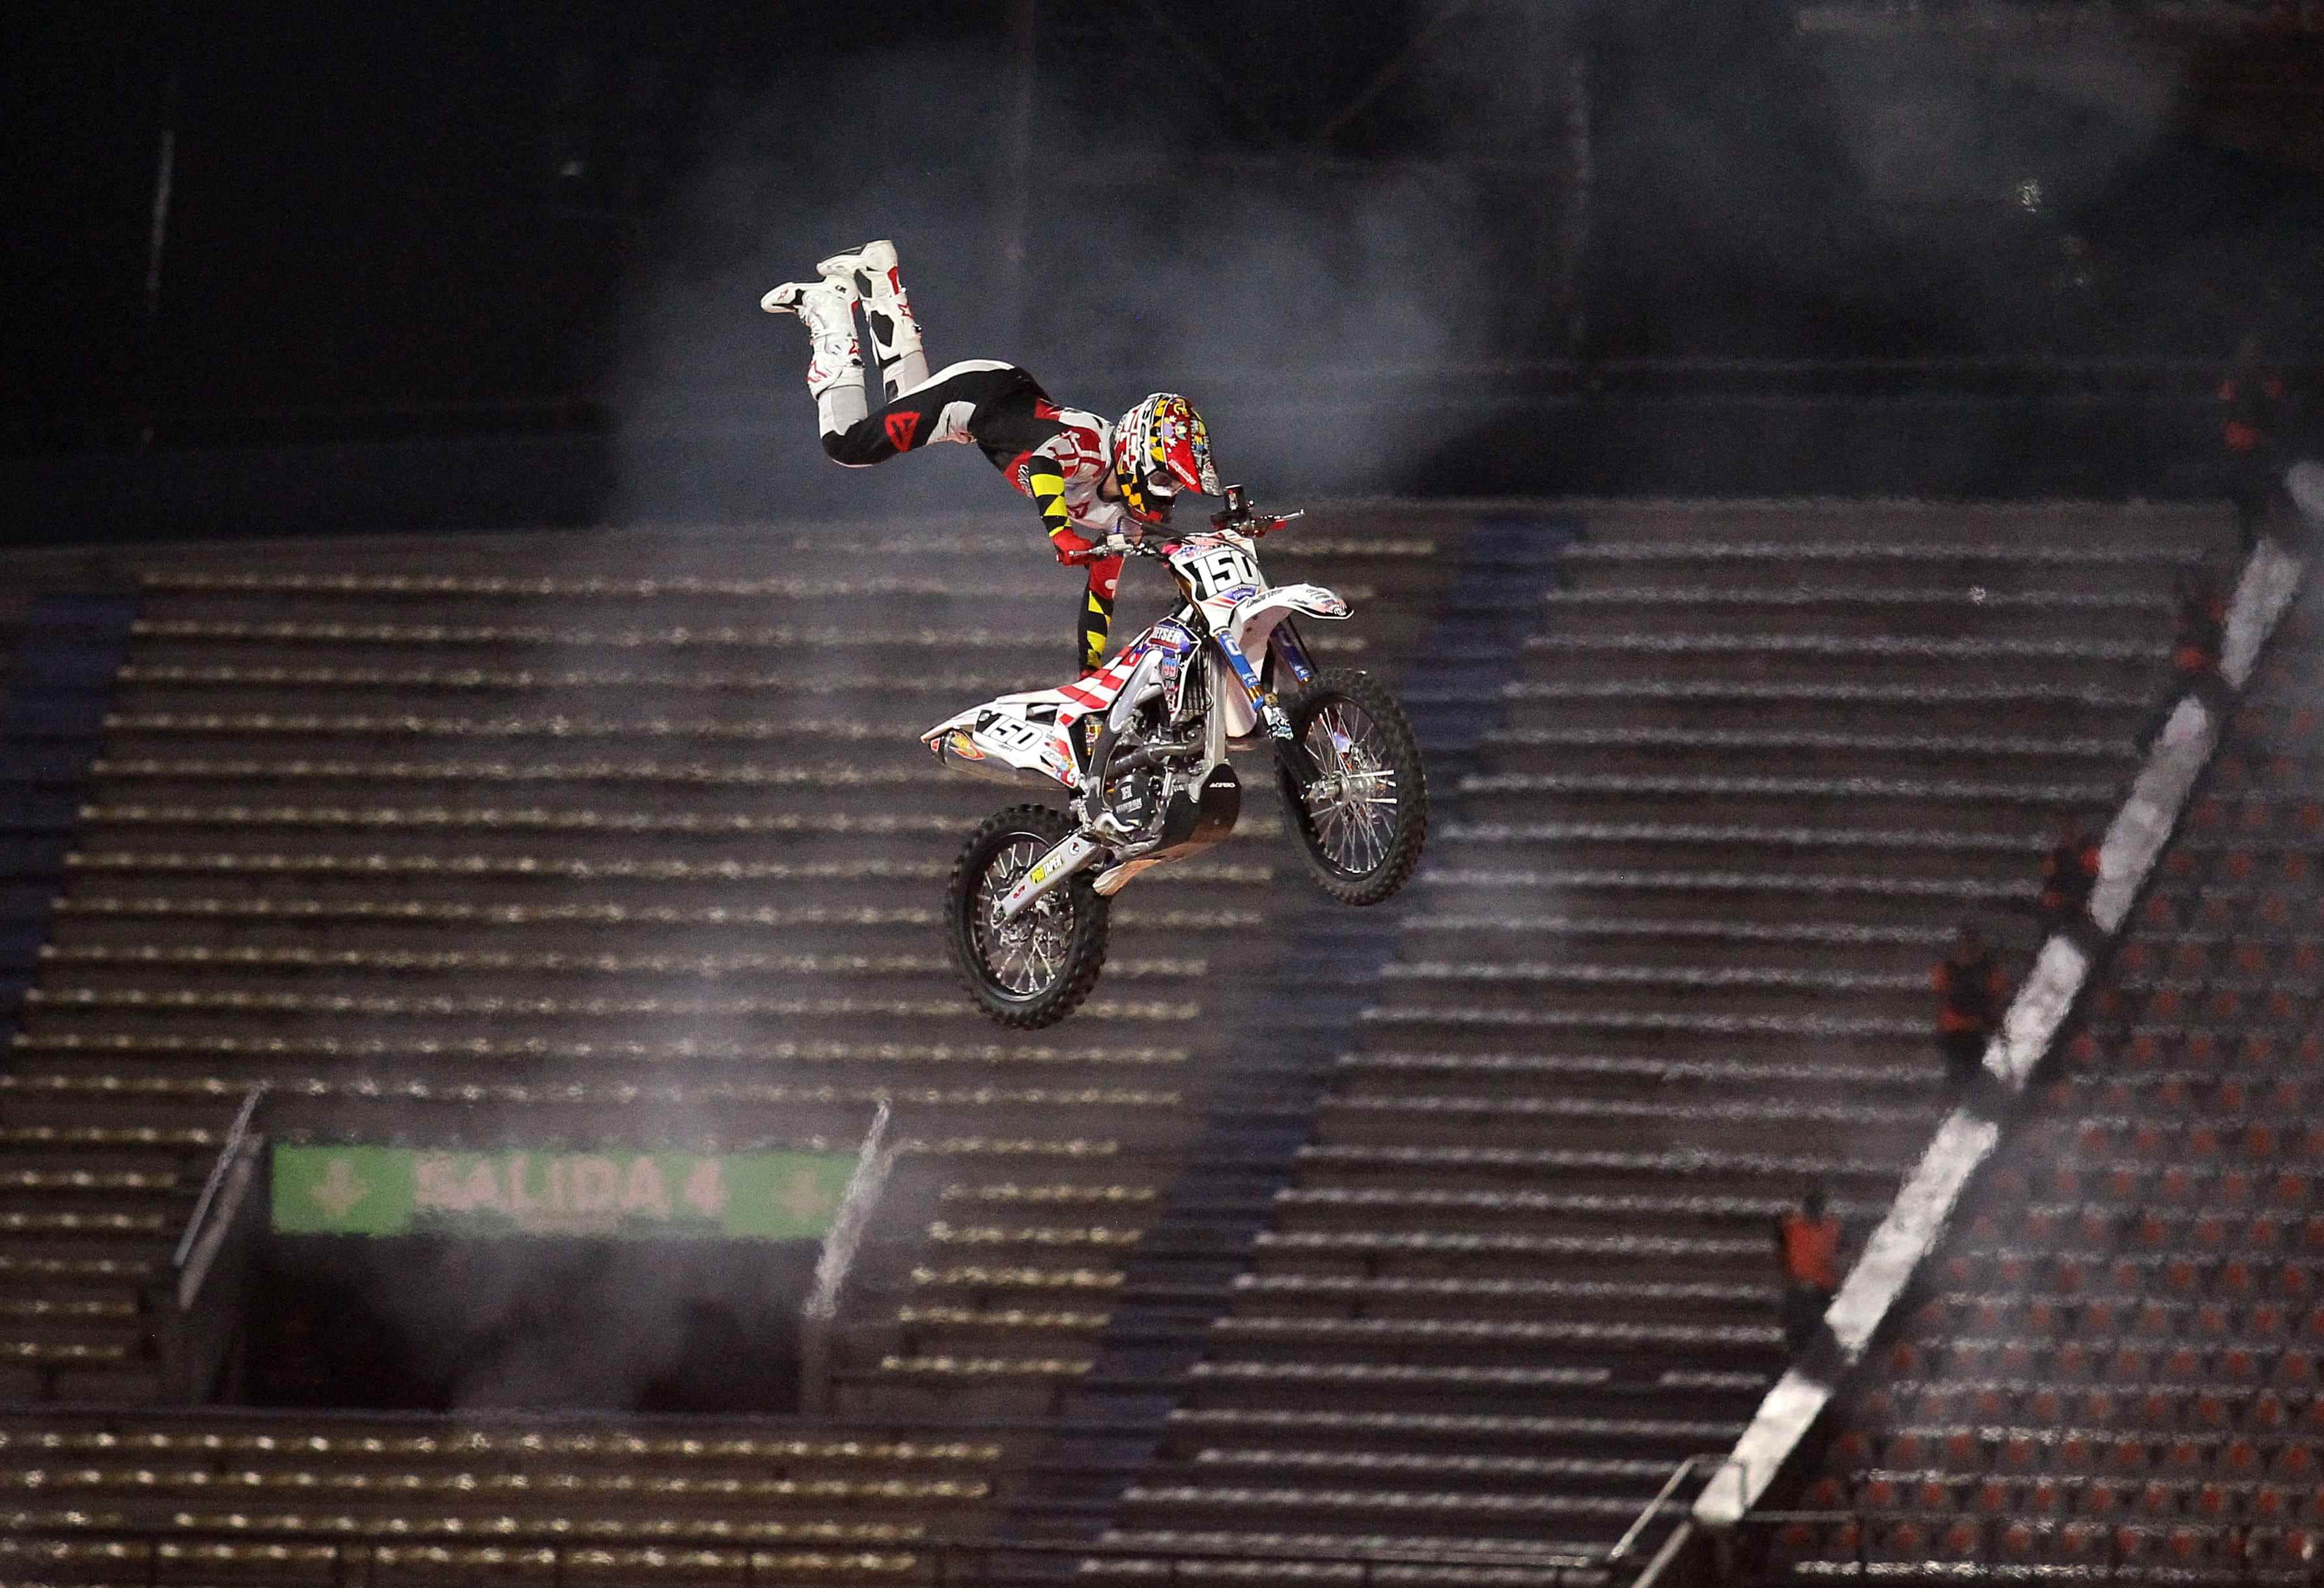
[173, 1081, 268, 1273]
[800, 1099, 896, 1417]
[1609, 1452, 1742, 1564]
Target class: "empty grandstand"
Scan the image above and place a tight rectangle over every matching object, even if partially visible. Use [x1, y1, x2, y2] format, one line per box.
[3, 494, 2283, 1586]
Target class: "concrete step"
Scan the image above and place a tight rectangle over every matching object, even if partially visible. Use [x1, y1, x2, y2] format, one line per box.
[1539, 584, 2170, 642]
[1493, 679, 2148, 737]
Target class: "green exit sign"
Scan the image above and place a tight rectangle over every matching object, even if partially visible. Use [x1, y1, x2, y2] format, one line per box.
[272, 1145, 856, 1241]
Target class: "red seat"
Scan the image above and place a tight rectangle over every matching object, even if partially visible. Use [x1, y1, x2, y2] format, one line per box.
[1877, 1520, 1926, 1561]
[2161, 1524, 2211, 1567]
[2057, 1520, 2105, 1560]
[1936, 1518, 1981, 1559]
[1996, 1519, 2042, 1559]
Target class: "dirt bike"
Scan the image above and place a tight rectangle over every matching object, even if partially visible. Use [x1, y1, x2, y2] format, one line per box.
[922, 486, 1429, 1028]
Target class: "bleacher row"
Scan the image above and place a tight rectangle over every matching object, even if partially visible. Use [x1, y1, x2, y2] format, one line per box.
[0, 501, 2233, 1585]
[1760, 577, 2324, 1584]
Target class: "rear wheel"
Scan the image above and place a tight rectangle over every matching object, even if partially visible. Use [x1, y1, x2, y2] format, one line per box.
[944, 804, 1110, 1028]
[1275, 667, 1428, 905]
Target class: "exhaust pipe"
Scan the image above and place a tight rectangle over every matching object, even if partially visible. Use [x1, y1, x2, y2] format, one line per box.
[995, 830, 1106, 922]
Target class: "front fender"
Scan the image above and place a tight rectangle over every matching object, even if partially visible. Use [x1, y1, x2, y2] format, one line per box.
[1227, 582, 1350, 659]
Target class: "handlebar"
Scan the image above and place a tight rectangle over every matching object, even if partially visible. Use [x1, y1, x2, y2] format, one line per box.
[1095, 485, 1302, 558]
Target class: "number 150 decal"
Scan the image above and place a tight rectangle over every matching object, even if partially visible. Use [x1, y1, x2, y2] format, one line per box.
[1182, 545, 1258, 603]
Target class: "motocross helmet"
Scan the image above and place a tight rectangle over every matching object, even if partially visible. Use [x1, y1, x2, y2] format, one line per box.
[1110, 393, 1221, 526]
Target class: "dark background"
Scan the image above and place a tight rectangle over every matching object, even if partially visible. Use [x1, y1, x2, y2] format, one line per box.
[252, 1235, 815, 1413]
[7, 1, 2324, 527]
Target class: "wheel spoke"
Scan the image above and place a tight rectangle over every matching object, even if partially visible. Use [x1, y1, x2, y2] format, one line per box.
[1301, 696, 1404, 877]
[971, 833, 1074, 1000]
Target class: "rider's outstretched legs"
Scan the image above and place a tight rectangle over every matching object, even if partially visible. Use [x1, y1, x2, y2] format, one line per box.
[819, 240, 929, 398]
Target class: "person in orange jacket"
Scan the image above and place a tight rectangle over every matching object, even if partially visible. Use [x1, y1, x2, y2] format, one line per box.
[2036, 816, 2101, 936]
[1774, 1187, 1844, 1355]
[1932, 922, 2008, 1086]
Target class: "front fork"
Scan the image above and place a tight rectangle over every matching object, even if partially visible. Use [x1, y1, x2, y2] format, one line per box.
[1219, 630, 1320, 786]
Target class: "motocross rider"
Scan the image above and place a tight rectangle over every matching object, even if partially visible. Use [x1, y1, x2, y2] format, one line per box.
[763, 240, 1223, 676]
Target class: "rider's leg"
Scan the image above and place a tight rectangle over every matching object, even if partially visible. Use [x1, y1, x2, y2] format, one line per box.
[817, 358, 1024, 467]
[761, 277, 869, 443]
[819, 240, 929, 399]
[1077, 554, 1124, 676]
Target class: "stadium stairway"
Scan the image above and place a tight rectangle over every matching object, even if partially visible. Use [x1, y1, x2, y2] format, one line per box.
[1751, 576, 2324, 1585]
[982, 511, 1582, 1540]
[1091, 502, 2227, 1583]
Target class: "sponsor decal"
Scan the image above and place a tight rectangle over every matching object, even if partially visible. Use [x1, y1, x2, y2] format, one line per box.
[884, 410, 921, 451]
[947, 730, 985, 761]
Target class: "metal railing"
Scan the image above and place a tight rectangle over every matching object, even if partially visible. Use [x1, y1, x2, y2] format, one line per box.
[152, 1081, 269, 1402]
[1608, 1453, 1745, 1568]
[172, 1081, 268, 1281]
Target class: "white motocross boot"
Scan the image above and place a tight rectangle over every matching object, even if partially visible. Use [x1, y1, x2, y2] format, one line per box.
[761, 277, 867, 438]
[818, 239, 929, 397]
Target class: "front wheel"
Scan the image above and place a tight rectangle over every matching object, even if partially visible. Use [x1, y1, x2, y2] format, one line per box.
[944, 804, 1111, 1028]
[1274, 667, 1428, 905]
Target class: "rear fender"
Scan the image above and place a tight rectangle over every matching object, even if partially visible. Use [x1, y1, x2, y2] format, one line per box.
[923, 700, 1078, 789]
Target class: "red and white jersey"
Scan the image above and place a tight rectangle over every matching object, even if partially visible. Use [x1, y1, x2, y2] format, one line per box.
[1022, 405, 1129, 539]
[974, 391, 1130, 545]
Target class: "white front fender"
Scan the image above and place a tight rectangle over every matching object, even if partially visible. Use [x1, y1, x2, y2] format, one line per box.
[1226, 582, 1350, 659]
